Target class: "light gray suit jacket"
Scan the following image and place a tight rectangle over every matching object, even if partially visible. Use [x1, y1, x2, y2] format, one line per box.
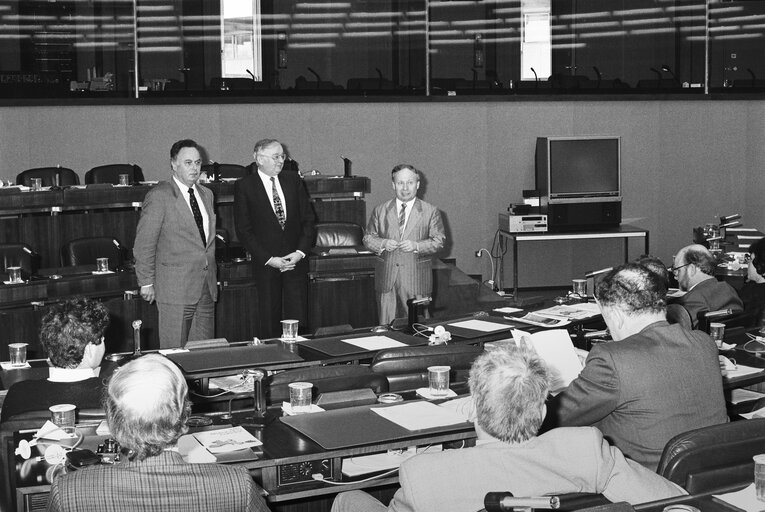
[332, 427, 684, 512]
[363, 198, 445, 295]
[133, 180, 218, 304]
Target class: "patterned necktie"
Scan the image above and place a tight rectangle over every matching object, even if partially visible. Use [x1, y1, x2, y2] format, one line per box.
[188, 187, 206, 246]
[271, 177, 286, 230]
[399, 202, 406, 238]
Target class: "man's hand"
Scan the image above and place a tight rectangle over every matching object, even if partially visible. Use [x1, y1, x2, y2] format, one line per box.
[267, 256, 293, 272]
[398, 240, 417, 252]
[282, 252, 304, 266]
[383, 239, 400, 251]
[140, 285, 155, 304]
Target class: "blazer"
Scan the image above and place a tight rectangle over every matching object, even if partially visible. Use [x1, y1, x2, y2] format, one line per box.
[234, 170, 316, 266]
[546, 321, 728, 471]
[674, 278, 744, 328]
[47, 450, 269, 512]
[363, 198, 445, 294]
[333, 427, 684, 512]
[133, 180, 217, 304]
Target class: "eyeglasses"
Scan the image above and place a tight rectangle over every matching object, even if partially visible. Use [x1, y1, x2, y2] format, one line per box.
[670, 262, 691, 274]
[259, 153, 286, 162]
[745, 253, 753, 262]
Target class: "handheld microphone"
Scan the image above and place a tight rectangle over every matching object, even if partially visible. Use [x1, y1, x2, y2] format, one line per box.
[484, 493, 560, 512]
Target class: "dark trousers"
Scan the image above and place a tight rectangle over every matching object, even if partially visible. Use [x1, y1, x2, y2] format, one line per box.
[253, 261, 309, 338]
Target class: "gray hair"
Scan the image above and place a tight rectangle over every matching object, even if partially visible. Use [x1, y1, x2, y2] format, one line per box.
[105, 354, 190, 461]
[468, 344, 550, 443]
[678, 244, 716, 276]
[595, 263, 667, 314]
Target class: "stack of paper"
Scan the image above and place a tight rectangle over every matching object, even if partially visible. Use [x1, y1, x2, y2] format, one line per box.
[511, 328, 584, 393]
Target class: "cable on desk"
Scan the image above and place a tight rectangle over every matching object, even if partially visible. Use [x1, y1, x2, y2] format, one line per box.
[743, 334, 765, 354]
[311, 467, 400, 485]
[410, 323, 432, 338]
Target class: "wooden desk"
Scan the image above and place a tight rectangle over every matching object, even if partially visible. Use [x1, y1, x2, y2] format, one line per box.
[11, 401, 475, 512]
[498, 225, 650, 298]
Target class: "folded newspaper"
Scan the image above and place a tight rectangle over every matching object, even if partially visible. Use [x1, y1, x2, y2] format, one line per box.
[192, 426, 262, 454]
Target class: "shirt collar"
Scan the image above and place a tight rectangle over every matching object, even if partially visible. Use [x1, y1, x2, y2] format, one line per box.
[396, 198, 414, 210]
[173, 176, 198, 193]
[49, 366, 100, 382]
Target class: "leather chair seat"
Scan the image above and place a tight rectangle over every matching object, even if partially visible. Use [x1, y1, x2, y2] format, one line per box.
[267, 365, 388, 405]
[315, 222, 363, 248]
[61, 237, 124, 269]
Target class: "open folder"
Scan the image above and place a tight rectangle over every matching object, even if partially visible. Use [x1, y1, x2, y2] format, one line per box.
[510, 328, 584, 394]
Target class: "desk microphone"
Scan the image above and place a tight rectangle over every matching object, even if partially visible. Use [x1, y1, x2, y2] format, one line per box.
[484, 493, 560, 512]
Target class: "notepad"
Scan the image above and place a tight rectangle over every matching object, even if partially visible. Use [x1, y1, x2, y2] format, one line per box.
[447, 319, 511, 332]
[341, 336, 407, 351]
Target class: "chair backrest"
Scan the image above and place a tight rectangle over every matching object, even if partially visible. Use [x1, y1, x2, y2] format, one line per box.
[657, 418, 765, 494]
[201, 163, 248, 180]
[85, 164, 144, 185]
[0, 244, 37, 277]
[185, 338, 229, 350]
[697, 309, 755, 334]
[266, 365, 388, 405]
[370, 344, 482, 392]
[666, 303, 692, 330]
[315, 222, 363, 248]
[61, 237, 124, 268]
[17, 167, 79, 187]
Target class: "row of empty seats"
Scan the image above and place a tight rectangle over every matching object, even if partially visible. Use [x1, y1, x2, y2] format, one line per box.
[0, 237, 125, 276]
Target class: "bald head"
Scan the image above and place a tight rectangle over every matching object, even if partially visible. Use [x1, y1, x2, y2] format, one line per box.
[673, 244, 716, 291]
[105, 354, 190, 460]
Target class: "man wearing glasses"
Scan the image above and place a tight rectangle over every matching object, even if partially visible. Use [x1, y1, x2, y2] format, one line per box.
[234, 139, 316, 338]
[671, 244, 743, 329]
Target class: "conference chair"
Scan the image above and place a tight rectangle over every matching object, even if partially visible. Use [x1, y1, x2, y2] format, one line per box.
[0, 243, 38, 279]
[266, 365, 388, 406]
[370, 344, 483, 393]
[697, 309, 755, 334]
[16, 166, 79, 187]
[185, 338, 229, 350]
[85, 163, 144, 185]
[657, 418, 765, 494]
[61, 236, 125, 269]
[666, 303, 692, 330]
[314, 222, 364, 248]
[201, 163, 248, 181]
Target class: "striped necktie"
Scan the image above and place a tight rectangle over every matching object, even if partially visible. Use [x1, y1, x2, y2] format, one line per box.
[188, 187, 206, 245]
[271, 177, 286, 230]
[398, 202, 406, 238]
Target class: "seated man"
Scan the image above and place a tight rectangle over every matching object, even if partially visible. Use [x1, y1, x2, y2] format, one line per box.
[47, 354, 269, 512]
[739, 238, 765, 326]
[2, 297, 111, 422]
[671, 244, 743, 328]
[545, 263, 728, 471]
[332, 344, 685, 512]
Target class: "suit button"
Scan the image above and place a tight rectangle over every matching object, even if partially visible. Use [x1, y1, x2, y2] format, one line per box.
[203, 265, 208, 271]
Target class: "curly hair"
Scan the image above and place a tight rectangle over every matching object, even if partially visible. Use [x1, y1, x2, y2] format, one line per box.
[595, 263, 667, 315]
[105, 354, 190, 461]
[468, 343, 550, 443]
[40, 297, 110, 368]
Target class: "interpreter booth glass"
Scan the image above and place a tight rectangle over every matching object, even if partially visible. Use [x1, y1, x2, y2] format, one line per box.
[1, 0, 765, 100]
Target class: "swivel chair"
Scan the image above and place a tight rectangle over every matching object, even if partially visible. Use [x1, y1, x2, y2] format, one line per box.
[266, 365, 388, 406]
[697, 309, 755, 334]
[85, 164, 144, 185]
[16, 167, 79, 187]
[657, 418, 765, 494]
[314, 222, 363, 248]
[370, 344, 482, 393]
[61, 237, 125, 269]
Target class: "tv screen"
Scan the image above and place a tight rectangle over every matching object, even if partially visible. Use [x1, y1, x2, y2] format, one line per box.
[539, 137, 620, 199]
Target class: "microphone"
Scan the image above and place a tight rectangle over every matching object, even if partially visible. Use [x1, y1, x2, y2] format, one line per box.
[719, 213, 741, 224]
[661, 64, 681, 85]
[245, 69, 256, 81]
[748, 68, 756, 86]
[650, 67, 662, 87]
[307, 67, 321, 89]
[530, 67, 539, 88]
[484, 493, 560, 512]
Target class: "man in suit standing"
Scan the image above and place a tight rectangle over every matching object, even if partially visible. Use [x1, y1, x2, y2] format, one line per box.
[671, 243, 743, 328]
[544, 263, 728, 471]
[234, 139, 316, 338]
[47, 354, 269, 512]
[133, 139, 217, 348]
[364, 165, 445, 325]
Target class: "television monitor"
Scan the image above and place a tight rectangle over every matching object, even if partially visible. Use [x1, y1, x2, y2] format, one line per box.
[536, 136, 621, 203]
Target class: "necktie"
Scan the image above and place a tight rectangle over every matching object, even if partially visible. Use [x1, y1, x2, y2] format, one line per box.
[399, 202, 406, 238]
[271, 177, 286, 230]
[188, 187, 206, 246]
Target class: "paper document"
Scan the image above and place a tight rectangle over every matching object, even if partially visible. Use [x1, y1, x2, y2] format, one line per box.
[724, 364, 764, 379]
[192, 426, 262, 454]
[341, 336, 407, 351]
[447, 319, 511, 332]
[371, 402, 469, 431]
[494, 306, 523, 314]
[534, 304, 600, 320]
[742, 406, 765, 419]
[729, 388, 765, 404]
[507, 313, 570, 328]
[438, 396, 475, 422]
[713, 483, 760, 511]
[512, 329, 584, 393]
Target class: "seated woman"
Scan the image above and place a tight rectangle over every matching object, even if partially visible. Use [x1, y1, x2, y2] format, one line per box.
[738, 238, 765, 327]
[1, 297, 111, 422]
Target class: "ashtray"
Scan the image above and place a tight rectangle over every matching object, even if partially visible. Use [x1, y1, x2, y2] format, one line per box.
[186, 416, 213, 427]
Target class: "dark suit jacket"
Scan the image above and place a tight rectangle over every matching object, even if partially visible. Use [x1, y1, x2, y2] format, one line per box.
[363, 198, 445, 295]
[47, 451, 269, 512]
[675, 278, 743, 328]
[546, 321, 728, 471]
[234, 170, 315, 265]
[133, 180, 217, 304]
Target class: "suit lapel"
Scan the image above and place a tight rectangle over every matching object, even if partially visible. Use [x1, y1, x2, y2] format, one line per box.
[384, 200, 401, 239]
[255, 173, 283, 230]
[171, 180, 209, 247]
[199, 186, 215, 247]
[404, 199, 422, 240]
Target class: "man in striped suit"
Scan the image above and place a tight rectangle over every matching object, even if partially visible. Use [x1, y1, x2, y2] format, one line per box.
[364, 164, 445, 325]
